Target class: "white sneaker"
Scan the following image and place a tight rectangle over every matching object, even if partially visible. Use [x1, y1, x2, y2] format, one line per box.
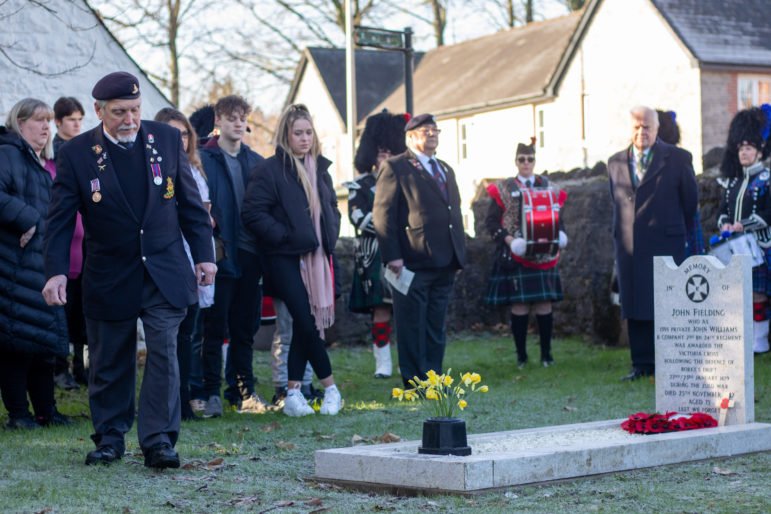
[373, 343, 392, 378]
[283, 390, 314, 417]
[238, 393, 275, 414]
[754, 320, 770, 353]
[320, 386, 342, 415]
[189, 399, 206, 413]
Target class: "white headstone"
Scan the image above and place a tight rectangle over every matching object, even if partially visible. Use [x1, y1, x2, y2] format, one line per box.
[654, 255, 754, 425]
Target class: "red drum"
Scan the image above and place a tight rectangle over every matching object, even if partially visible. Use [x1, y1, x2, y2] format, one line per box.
[521, 187, 561, 258]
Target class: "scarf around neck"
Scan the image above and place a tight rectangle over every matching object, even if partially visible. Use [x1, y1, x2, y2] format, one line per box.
[297, 153, 335, 335]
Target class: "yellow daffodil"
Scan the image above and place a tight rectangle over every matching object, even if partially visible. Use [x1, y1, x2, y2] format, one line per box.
[461, 372, 472, 385]
[443, 375, 453, 387]
[479, 385, 489, 393]
[425, 389, 439, 400]
[392, 387, 404, 399]
[470, 373, 481, 384]
[458, 399, 467, 410]
[457, 388, 465, 396]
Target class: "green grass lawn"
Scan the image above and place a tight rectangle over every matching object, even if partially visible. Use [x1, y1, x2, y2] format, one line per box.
[1, 333, 769, 513]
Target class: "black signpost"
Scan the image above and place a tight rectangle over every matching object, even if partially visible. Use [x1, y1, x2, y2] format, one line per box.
[354, 25, 414, 115]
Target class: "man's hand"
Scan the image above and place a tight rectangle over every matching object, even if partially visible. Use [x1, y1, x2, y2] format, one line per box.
[731, 221, 744, 233]
[386, 259, 404, 278]
[196, 262, 217, 286]
[20, 225, 36, 248]
[42, 275, 67, 306]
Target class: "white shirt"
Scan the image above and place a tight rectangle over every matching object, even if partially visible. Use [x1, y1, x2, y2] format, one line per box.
[631, 145, 652, 177]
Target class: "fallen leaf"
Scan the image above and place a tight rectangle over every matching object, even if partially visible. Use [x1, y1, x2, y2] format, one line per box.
[304, 497, 323, 506]
[309, 508, 332, 514]
[249, 456, 262, 461]
[316, 433, 336, 440]
[241, 425, 250, 432]
[275, 441, 297, 450]
[563, 406, 577, 412]
[276, 500, 295, 507]
[380, 432, 401, 443]
[713, 466, 737, 476]
[351, 434, 365, 443]
[504, 492, 519, 499]
[373, 506, 396, 511]
[34, 509, 52, 514]
[181, 461, 200, 470]
[567, 397, 575, 403]
[261, 422, 282, 433]
[231, 494, 260, 506]
[205, 457, 225, 470]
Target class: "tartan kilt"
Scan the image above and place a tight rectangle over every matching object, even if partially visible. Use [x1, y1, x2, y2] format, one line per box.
[751, 246, 771, 296]
[348, 243, 392, 313]
[485, 247, 563, 305]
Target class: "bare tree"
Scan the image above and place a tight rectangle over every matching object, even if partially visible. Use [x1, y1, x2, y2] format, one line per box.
[0, 0, 95, 77]
[562, 0, 586, 11]
[95, 0, 216, 106]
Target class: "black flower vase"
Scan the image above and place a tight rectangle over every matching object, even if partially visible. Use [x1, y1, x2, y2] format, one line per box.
[418, 417, 472, 456]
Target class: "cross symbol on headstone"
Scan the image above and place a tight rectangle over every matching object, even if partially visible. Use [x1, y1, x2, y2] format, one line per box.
[717, 394, 735, 426]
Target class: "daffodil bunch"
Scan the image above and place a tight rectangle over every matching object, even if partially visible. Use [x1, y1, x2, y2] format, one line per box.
[392, 369, 489, 419]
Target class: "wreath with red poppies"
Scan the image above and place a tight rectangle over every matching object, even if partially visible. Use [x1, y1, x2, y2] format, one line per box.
[621, 412, 718, 434]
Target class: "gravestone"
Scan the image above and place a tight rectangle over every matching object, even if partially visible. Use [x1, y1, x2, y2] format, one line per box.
[654, 255, 754, 425]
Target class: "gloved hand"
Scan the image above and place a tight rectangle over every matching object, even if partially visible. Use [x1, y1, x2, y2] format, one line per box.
[510, 237, 527, 257]
[558, 230, 568, 249]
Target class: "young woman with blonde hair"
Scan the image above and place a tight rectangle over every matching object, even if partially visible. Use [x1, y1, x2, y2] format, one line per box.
[241, 104, 342, 416]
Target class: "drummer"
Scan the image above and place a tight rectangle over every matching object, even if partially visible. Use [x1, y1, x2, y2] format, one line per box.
[484, 141, 568, 369]
[717, 107, 771, 354]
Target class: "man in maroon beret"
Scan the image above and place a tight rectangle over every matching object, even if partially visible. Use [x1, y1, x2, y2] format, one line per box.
[373, 113, 466, 387]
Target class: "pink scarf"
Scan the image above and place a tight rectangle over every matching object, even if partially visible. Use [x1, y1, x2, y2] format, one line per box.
[298, 154, 335, 335]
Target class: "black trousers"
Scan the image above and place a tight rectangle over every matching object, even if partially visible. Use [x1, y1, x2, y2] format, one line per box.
[86, 274, 186, 453]
[264, 254, 332, 382]
[55, 276, 87, 378]
[0, 351, 55, 419]
[202, 249, 262, 399]
[177, 303, 199, 416]
[392, 266, 456, 384]
[628, 318, 655, 372]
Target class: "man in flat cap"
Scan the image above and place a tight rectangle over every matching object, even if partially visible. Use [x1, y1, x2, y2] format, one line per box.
[373, 113, 466, 386]
[43, 71, 216, 468]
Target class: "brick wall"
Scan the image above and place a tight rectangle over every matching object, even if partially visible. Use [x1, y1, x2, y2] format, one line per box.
[700, 71, 735, 157]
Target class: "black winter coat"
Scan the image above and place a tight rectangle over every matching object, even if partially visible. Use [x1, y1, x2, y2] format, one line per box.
[0, 128, 68, 355]
[242, 147, 340, 257]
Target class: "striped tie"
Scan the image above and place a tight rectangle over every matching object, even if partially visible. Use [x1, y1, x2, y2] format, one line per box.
[429, 158, 447, 200]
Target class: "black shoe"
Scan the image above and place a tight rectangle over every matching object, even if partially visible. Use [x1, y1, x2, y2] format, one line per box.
[542, 360, 555, 367]
[144, 442, 180, 469]
[73, 371, 88, 385]
[302, 384, 324, 402]
[181, 409, 202, 422]
[621, 368, 652, 381]
[517, 358, 528, 370]
[85, 445, 121, 465]
[4, 415, 41, 430]
[272, 386, 288, 407]
[54, 372, 80, 390]
[36, 408, 75, 427]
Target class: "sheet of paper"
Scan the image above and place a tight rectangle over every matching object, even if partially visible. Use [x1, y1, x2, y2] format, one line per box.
[383, 266, 414, 295]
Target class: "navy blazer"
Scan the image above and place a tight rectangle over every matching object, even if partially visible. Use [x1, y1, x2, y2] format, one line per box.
[44, 121, 214, 320]
[608, 140, 698, 320]
[373, 150, 466, 270]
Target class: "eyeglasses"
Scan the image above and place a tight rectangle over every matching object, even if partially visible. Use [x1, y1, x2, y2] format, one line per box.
[180, 130, 189, 138]
[517, 156, 535, 163]
[417, 128, 441, 135]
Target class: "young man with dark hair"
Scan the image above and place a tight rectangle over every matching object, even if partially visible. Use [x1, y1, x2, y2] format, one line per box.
[52, 97, 84, 158]
[199, 95, 268, 417]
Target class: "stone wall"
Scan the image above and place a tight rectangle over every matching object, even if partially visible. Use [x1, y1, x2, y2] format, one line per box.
[327, 165, 724, 346]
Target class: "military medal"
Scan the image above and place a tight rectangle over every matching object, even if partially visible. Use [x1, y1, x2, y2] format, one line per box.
[151, 163, 162, 185]
[92, 145, 102, 155]
[90, 178, 102, 203]
[148, 134, 155, 144]
[164, 176, 175, 199]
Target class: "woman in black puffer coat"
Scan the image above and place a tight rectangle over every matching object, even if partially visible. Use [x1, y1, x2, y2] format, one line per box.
[0, 98, 70, 429]
[242, 104, 343, 418]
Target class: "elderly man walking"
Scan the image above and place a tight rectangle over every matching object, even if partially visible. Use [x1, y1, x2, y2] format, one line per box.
[608, 106, 698, 381]
[43, 72, 215, 468]
[373, 114, 466, 387]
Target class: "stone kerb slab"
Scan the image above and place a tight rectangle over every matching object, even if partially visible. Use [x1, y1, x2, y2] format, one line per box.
[313, 420, 771, 493]
[654, 255, 753, 424]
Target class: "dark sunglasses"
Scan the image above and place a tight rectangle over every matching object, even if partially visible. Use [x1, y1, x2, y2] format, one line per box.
[517, 156, 535, 163]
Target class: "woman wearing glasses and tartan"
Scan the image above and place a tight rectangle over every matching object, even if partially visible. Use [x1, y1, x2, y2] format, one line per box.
[484, 141, 567, 370]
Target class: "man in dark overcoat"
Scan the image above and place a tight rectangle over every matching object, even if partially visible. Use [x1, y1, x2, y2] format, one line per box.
[42, 72, 216, 467]
[608, 106, 698, 381]
[373, 113, 466, 387]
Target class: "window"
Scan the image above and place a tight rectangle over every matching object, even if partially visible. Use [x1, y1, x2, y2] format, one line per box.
[459, 121, 468, 160]
[738, 76, 771, 110]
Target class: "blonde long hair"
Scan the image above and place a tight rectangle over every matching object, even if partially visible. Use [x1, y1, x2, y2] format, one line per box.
[5, 98, 54, 160]
[275, 104, 321, 212]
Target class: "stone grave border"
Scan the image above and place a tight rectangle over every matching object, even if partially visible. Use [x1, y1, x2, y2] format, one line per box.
[313, 419, 771, 494]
